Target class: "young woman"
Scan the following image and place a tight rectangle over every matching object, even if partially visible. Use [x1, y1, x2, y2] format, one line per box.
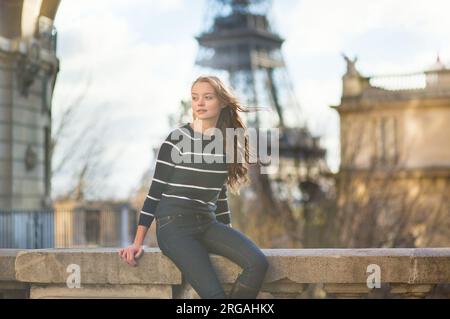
[119, 75, 269, 299]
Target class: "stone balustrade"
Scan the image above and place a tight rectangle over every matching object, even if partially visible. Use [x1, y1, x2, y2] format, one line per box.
[1, 248, 449, 299]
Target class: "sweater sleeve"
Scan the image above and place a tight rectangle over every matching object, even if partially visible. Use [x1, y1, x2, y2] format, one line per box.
[214, 183, 232, 226]
[138, 131, 179, 228]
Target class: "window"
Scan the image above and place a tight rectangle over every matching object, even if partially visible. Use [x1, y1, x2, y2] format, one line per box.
[374, 117, 398, 166]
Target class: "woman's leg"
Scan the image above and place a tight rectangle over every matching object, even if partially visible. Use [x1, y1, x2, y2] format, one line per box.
[201, 222, 269, 298]
[157, 230, 227, 299]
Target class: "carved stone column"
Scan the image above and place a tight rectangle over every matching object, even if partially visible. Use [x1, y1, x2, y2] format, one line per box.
[0, 0, 60, 211]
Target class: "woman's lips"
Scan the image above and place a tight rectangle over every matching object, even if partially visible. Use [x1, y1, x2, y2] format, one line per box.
[197, 109, 207, 113]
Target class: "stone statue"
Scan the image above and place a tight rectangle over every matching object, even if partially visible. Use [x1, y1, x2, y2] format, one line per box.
[342, 53, 359, 76]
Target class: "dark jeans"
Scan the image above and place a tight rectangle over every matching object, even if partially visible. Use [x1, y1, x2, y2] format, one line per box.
[156, 212, 269, 299]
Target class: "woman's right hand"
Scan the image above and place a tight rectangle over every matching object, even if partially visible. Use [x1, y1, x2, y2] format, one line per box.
[118, 244, 144, 267]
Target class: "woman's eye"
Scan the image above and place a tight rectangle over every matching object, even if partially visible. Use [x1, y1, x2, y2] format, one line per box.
[192, 96, 213, 101]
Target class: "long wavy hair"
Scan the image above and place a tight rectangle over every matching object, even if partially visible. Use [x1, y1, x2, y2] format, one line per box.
[191, 75, 258, 194]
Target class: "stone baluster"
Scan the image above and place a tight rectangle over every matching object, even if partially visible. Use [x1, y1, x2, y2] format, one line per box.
[261, 278, 307, 299]
[323, 283, 372, 299]
[389, 284, 435, 299]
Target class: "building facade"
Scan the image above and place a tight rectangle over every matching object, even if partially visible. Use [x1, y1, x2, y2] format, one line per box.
[331, 56, 450, 247]
[0, 0, 60, 210]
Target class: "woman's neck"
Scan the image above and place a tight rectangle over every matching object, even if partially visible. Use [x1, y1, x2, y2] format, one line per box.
[190, 118, 218, 136]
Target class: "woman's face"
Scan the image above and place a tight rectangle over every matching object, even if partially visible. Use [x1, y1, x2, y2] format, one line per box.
[191, 82, 224, 121]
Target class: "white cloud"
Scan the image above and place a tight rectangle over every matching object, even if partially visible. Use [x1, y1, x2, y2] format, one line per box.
[279, 0, 450, 57]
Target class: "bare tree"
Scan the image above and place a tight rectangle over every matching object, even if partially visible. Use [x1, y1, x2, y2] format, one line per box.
[51, 75, 121, 201]
[331, 118, 450, 248]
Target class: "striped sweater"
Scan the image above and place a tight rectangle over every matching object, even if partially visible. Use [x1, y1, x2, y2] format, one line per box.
[138, 122, 232, 228]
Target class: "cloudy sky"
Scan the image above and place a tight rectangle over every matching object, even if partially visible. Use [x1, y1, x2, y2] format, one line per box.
[51, 0, 450, 200]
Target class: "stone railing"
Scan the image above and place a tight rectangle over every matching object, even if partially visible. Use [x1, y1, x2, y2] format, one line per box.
[1, 248, 449, 299]
[368, 71, 427, 91]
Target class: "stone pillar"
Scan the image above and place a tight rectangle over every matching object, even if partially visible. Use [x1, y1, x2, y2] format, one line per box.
[0, 0, 60, 210]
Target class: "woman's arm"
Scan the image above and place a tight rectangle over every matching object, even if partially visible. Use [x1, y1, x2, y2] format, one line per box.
[119, 225, 148, 266]
[133, 225, 149, 246]
[119, 130, 180, 266]
[137, 131, 179, 229]
[214, 183, 232, 227]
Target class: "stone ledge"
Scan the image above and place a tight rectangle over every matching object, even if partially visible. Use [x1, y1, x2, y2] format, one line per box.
[0, 249, 21, 281]
[29, 283, 172, 299]
[1, 248, 449, 299]
[0, 249, 31, 298]
[14, 248, 182, 285]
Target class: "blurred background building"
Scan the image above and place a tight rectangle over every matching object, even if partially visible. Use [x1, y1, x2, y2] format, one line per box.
[0, 0, 59, 210]
[331, 55, 450, 247]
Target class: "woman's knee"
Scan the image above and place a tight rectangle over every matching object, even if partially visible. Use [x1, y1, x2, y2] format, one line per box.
[260, 254, 270, 273]
[251, 251, 269, 275]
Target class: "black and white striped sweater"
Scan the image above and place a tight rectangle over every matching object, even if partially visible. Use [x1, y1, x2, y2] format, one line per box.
[138, 122, 232, 228]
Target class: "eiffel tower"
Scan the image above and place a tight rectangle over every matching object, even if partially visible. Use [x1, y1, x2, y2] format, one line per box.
[193, 0, 330, 241]
[195, 0, 299, 129]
